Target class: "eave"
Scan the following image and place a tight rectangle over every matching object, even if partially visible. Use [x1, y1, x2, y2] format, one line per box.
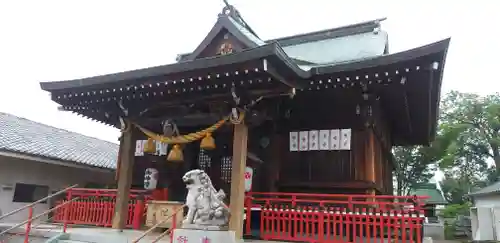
[268, 18, 387, 47]
[0, 150, 115, 173]
[308, 38, 450, 145]
[40, 38, 450, 146]
[311, 38, 450, 75]
[40, 43, 308, 92]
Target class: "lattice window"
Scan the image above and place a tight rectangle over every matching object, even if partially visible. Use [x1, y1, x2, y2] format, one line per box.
[198, 149, 211, 171]
[221, 156, 232, 183]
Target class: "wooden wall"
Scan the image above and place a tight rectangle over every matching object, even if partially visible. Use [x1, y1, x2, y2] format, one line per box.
[128, 90, 396, 197]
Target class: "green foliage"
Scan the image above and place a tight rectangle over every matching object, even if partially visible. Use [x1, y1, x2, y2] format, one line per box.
[437, 91, 500, 171]
[393, 146, 436, 196]
[393, 91, 499, 199]
[444, 221, 456, 240]
[432, 91, 500, 202]
[440, 203, 471, 218]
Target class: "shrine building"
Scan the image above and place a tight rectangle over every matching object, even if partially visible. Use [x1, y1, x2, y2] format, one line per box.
[40, 3, 449, 242]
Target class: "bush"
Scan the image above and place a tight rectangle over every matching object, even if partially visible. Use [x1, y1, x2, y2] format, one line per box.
[440, 203, 471, 218]
[444, 221, 457, 240]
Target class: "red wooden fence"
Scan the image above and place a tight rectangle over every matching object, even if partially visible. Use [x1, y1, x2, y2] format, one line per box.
[51, 188, 427, 243]
[245, 192, 427, 243]
[53, 188, 152, 229]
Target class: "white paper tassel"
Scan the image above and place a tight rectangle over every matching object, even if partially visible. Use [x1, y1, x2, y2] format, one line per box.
[157, 142, 168, 156]
[340, 129, 352, 150]
[308, 130, 319, 151]
[319, 130, 330, 150]
[289, 132, 299, 152]
[135, 140, 144, 156]
[299, 131, 309, 151]
[330, 130, 340, 150]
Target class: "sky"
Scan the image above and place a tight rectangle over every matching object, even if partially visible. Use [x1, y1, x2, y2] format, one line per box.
[0, 0, 498, 150]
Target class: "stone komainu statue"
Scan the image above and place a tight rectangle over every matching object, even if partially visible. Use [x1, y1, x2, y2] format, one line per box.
[182, 169, 230, 228]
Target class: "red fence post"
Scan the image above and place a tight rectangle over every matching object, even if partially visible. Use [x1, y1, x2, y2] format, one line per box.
[63, 189, 72, 233]
[23, 207, 33, 243]
[170, 209, 178, 243]
[132, 196, 145, 230]
[244, 195, 252, 236]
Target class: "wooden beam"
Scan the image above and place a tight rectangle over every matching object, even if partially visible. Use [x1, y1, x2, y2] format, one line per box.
[112, 127, 135, 229]
[365, 130, 376, 183]
[427, 64, 435, 142]
[403, 93, 413, 134]
[228, 123, 248, 240]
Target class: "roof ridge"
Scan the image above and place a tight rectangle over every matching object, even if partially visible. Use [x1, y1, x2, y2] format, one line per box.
[267, 17, 387, 46]
[176, 17, 387, 60]
[0, 112, 118, 145]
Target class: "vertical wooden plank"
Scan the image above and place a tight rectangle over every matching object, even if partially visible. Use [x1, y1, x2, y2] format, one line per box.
[377, 146, 384, 190]
[388, 160, 395, 195]
[365, 131, 376, 183]
[365, 130, 376, 201]
[355, 131, 366, 181]
[268, 134, 282, 192]
[228, 123, 248, 239]
[112, 127, 135, 229]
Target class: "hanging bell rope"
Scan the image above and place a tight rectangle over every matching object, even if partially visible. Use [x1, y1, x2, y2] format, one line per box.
[133, 118, 227, 144]
[200, 132, 216, 150]
[166, 123, 183, 162]
[167, 144, 184, 162]
[143, 138, 156, 153]
[132, 109, 245, 144]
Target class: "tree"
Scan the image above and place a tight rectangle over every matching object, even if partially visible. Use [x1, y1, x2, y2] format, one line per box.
[393, 146, 436, 196]
[438, 91, 500, 173]
[440, 172, 483, 204]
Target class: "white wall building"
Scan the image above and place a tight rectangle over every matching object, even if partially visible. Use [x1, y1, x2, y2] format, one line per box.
[0, 112, 118, 222]
[469, 181, 500, 241]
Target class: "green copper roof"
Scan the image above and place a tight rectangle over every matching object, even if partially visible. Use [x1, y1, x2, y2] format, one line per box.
[411, 183, 448, 205]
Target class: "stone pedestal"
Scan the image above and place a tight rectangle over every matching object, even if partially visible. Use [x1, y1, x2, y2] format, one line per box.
[172, 228, 238, 243]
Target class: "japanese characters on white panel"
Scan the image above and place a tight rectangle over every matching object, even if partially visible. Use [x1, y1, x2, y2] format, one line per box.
[289, 129, 352, 152]
[134, 140, 169, 156]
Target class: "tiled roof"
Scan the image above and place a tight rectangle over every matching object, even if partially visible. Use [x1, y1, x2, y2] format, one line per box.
[469, 181, 500, 197]
[0, 112, 118, 169]
[410, 183, 448, 205]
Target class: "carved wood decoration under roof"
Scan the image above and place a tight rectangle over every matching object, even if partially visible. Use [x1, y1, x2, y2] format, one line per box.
[183, 2, 265, 61]
[39, 3, 451, 146]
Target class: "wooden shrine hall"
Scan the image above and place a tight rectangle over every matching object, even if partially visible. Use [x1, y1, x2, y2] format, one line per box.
[40, 2, 450, 241]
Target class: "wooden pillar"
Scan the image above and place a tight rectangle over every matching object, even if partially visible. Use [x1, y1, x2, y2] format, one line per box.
[228, 123, 248, 239]
[112, 127, 135, 229]
[365, 131, 376, 183]
[267, 134, 282, 192]
[365, 130, 376, 200]
[388, 160, 394, 195]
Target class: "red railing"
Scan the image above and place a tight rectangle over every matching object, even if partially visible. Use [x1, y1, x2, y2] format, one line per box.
[49, 189, 427, 243]
[132, 204, 186, 243]
[0, 185, 78, 243]
[52, 188, 152, 229]
[245, 192, 427, 243]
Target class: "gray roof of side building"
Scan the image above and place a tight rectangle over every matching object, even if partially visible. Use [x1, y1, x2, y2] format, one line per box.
[0, 112, 118, 169]
[468, 181, 500, 197]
